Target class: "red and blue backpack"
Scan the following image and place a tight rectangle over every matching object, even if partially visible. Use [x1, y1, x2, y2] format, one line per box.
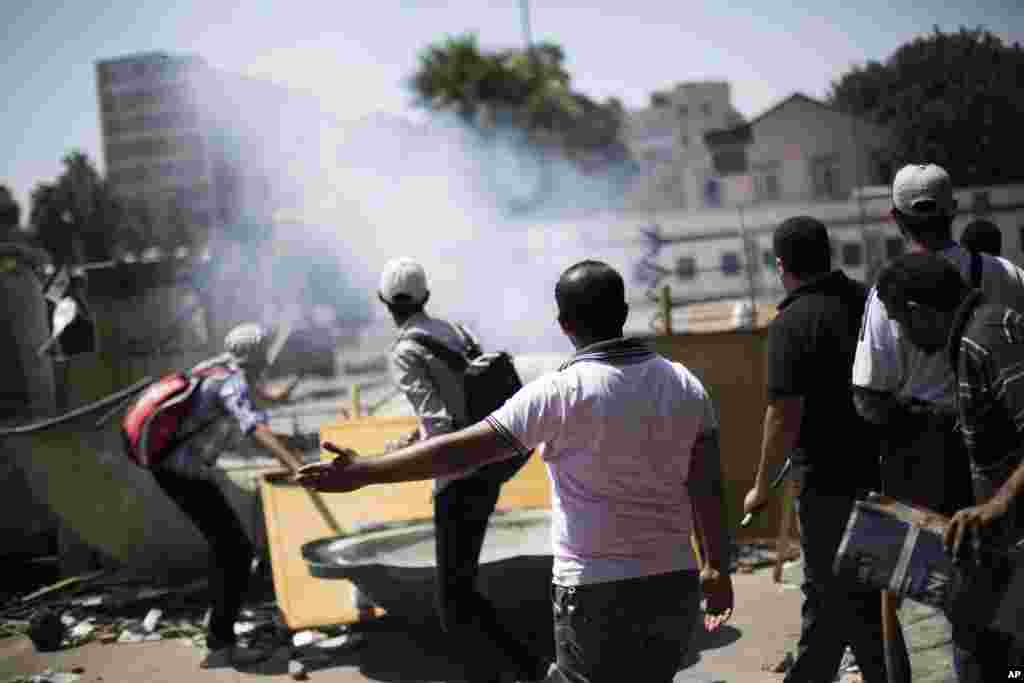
[120, 364, 232, 468]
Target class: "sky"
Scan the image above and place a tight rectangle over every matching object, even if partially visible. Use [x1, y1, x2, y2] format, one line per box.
[1, 0, 1022, 214]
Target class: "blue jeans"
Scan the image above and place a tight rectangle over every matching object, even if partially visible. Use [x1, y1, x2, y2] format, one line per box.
[550, 569, 700, 683]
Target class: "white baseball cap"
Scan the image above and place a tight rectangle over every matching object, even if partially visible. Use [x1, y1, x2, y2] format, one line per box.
[224, 322, 271, 367]
[379, 257, 428, 305]
[892, 164, 956, 219]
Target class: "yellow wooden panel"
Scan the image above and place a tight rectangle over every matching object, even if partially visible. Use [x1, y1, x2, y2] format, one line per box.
[262, 416, 551, 630]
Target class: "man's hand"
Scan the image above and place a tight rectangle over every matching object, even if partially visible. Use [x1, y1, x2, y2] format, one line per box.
[295, 443, 364, 493]
[700, 567, 734, 631]
[944, 498, 1010, 565]
[742, 480, 771, 519]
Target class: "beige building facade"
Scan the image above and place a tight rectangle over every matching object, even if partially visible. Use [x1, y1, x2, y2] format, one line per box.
[623, 81, 745, 210]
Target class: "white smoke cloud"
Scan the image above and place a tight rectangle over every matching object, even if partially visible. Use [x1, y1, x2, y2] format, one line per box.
[194, 83, 645, 354]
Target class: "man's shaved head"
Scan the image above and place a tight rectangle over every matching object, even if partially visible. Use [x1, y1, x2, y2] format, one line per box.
[555, 260, 628, 341]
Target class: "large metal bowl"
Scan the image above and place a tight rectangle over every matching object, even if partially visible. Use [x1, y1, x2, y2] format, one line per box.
[302, 508, 553, 621]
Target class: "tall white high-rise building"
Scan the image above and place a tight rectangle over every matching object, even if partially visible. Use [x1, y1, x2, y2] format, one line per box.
[96, 52, 332, 248]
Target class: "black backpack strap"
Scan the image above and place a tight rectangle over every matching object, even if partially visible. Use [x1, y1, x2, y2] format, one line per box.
[157, 370, 229, 457]
[401, 331, 469, 374]
[970, 250, 984, 290]
[452, 323, 483, 360]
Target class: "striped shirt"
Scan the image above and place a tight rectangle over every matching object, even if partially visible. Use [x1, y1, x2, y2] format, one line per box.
[950, 293, 1024, 541]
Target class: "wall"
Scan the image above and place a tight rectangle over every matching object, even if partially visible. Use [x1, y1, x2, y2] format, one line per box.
[648, 328, 785, 540]
[748, 98, 891, 202]
[0, 245, 61, 558]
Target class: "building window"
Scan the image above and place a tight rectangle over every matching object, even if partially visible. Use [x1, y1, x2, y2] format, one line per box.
[841, 242, 864, 267]
[973, 192, 991, 214]
[754, 163, 781, 200]
[812, 155, 842, 199]
[875, 156, 895, 186]
[704, 178, 721, 207]
[885, 237, 904, 261]
[721, 251, 742, 276]
[701, 102, 712, 116]
[675, 256, 697, 280]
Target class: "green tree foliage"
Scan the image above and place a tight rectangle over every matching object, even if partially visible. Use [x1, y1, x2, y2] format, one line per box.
[29, 151, 125, 264]
[829, 27, 1024, 186]
[0, 185, 21, 239]
[410, 33, 627, 163]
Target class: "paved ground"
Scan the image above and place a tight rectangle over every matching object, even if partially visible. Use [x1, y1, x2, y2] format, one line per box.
[0, 567, 808, 683]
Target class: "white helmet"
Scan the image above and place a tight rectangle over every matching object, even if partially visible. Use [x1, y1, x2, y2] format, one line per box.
[224, 323, 271, 368]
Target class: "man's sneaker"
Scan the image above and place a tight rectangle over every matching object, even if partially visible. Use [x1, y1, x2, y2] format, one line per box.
[200, 644, 271, 669]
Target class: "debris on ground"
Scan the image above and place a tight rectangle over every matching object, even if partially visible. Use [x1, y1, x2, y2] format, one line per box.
[0, 570, 244, 654]
[288, 659, 309, 680]
[731, 540, 801, 574]
[3, 668, 83, 683]
[763, 650, 795, 673]
[314, 632, 367, 651]
[292, 629, 328, 648]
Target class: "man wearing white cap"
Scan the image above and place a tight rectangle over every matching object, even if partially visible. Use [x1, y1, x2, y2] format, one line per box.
[375, 258, 547, 683]
[153, 323, 307, 669]
[851, 164, 1024, 681]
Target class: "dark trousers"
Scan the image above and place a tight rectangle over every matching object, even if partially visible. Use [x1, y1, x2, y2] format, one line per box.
[785, 487, 909, 683]
[434, 473, 543, 682]
[153, 468, 255, 650]
[550, 569, 700, 683]
[879, 414, 1003, 682]
[880, 411, 973, 518]
[952, 622, 1019, 682]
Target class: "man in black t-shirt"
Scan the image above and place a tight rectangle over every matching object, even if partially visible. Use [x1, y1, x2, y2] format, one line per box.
[743, 216, 906, 683]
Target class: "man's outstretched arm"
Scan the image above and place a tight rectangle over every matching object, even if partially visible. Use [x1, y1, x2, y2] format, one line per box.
[297, 422, 516, 492]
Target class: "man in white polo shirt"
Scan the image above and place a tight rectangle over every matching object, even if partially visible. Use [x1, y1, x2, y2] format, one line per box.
[298, 260, 734, 683]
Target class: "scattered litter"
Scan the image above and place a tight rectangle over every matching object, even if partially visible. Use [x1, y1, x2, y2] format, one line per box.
[315, 632, 367, 651]
[142, 609, 162, 633]
[234, 621, 258, 636]
[292, 630, 327, 648]
[71, 596, 104, 608]
[68, 622, 95, 640]
[10, 669, 83, 683]
[288, 659, 309, 680]
[763, 651, 794, 673]
[135, 588, 169, 601]
[116, 631, 144, 644]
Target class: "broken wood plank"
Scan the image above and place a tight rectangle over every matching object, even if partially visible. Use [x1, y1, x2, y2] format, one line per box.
[19, 570, 107, 604]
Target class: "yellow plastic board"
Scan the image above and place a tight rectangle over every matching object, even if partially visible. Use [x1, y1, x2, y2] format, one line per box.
[261, 416, 551, 630]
